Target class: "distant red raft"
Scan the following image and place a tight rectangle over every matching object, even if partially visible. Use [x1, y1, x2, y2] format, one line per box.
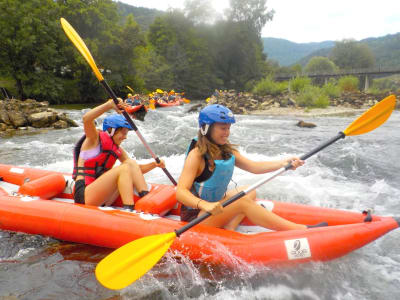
[124, 104, 147, 114]
[156, 99, 183, 107]
[0, 163, 398, 267]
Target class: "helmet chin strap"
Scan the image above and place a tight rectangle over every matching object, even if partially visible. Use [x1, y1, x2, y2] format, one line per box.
[108, 128, 116, 137]
[200, 124, 210, 136]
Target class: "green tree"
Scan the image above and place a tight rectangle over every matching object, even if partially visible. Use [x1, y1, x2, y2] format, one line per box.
[330, 39, 375, 70]
[226, 0, 274, 35]
[57, 0, 124, 102]
[210, 19, 268, 90]
[304, 56, 338, 74]
[102, 14, 146, 92]
[183, 0, 217, 25]
[148, 10, 218, 97]
[0, 0, 64, 100]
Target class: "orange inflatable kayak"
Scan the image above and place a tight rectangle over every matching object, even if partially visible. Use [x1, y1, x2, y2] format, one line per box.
[156, 100, 182, 107]
[0, 164, 398, 267]
[124, 104, 147, 114]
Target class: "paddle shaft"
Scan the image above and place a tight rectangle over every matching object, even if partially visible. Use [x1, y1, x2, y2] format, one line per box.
[175, 131, 346, 236]
[101, 80, 177, 186]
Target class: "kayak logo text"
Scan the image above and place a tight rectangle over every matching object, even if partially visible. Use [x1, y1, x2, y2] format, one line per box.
[284, 238, 312, 260]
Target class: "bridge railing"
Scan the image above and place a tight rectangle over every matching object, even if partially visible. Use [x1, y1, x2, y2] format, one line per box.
[275, 67, 400, 80]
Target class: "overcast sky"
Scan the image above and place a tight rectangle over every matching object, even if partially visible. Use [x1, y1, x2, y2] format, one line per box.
[119, 0, 400, 43]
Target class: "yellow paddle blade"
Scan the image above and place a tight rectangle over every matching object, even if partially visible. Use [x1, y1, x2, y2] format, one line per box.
[60, 18, 104, 81]
[149, 99, 156, 110]
[343, 95, 396, 136]
[95, 232, 176, 290]
[183, 98, 191, 103]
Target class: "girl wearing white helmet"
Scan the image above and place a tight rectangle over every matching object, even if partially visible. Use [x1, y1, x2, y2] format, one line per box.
[177, 104, 325, 231]
[72, 99, 165, 209]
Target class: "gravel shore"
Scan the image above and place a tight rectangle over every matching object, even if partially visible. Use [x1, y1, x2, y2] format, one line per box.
[250, 106, 366, 117]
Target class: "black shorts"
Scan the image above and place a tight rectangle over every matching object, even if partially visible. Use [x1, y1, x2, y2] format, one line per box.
[73, 179, 85, 204]
[180, 205, 200, 222]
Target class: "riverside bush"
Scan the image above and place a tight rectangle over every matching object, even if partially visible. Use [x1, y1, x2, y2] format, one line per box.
[296, 86, 330, 108]
[371, 75, 400, 92]
[338, 76, 359, 92]
[322, 81, 341, 98]
[252, 76, 287, 96]
[289, 76, 311, 93]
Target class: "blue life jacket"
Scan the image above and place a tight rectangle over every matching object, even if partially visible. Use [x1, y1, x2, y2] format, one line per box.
[186, 138, 235, 202]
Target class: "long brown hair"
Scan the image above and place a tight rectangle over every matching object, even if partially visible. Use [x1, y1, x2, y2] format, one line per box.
[196, 127, 237, 161]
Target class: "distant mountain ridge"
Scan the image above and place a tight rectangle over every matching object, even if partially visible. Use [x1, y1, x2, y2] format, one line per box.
[263, 33, 400, 68]
[262, 37, 335, 66]
[117, 1, 164, 31]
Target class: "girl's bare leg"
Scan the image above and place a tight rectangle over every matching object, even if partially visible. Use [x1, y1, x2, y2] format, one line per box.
[199, 190, 306, 231]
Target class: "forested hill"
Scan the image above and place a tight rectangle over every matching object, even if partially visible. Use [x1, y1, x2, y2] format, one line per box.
[262, 38, 334, 66]
[267, 33, 400, 68]
[116, 1, 164, 30]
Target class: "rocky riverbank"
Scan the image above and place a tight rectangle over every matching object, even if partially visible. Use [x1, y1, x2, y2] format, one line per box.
[0, 99, 78, 137]
[204, 90, 399, 117]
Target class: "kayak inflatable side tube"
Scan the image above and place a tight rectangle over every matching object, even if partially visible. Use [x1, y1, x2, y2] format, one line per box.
[135, 185, 176, 216]
[18, 173, 66, 199]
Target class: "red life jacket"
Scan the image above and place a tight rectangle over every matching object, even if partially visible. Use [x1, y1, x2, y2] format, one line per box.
[72, 131, 122, 186]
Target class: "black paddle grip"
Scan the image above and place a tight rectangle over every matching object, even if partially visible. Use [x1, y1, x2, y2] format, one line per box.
[285, 132, 345, 170]
[175, 191, 246, 237]
[100, 80, 138, 131]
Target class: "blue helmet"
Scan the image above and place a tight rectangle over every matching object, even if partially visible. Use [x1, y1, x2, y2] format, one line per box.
[198, 104, 235, 128]
[103, 114, 133, 132]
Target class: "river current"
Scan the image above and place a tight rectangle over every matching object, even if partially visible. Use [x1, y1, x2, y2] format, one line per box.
[1, 103, 399, 299]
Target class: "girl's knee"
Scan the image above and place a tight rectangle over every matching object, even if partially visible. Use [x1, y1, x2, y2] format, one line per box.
[237, 195, 254, 209]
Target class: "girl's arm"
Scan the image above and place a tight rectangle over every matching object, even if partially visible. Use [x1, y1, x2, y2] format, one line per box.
[82, 100, 121, 146]
[119, 148, 165, 174]
[234, 150, 304, 174]
[139, 160, 165, 174]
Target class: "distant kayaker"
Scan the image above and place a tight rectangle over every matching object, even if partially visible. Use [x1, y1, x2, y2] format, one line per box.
[132, 94, 141, 106]
[125, 93, 134, 105]
[177, 104, 326, 231]
[72, 99, 165, 209]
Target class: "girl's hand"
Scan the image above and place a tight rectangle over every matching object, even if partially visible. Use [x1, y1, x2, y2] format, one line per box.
[284, 156, 304, 170]
[108, 98, 126, 113]
[198, 200, 223, 215]
[154, 159, 165, 169]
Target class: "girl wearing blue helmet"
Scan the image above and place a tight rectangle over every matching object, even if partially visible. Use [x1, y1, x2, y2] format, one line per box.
[176, 104, 320, 231]
[72, 99, 165, 208]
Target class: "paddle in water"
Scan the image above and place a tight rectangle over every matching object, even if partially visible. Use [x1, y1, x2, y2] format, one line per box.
[95, 94, 396, 290]
[60, 18, 177, 186]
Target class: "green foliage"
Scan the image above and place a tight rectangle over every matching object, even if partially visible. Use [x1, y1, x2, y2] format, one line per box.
[338, 76, 359, 92]
[227, 0, 274, 35]
[0, 0, 64, 100]
[252, 76, 287, 96]
[211, 20, 268, 91]
[330, 39, 375, 69]
[289, 76, 311, 93]
[296, 86, 330, 108]
[367, 87, 384, 95]
[371, 75, 400, 93]
[305, 56, 338, 74]
[322, 80, 341, 98]
[0, 0, 277, 103]
[148, 10, 218, 98]
[117, 2, 164, 31]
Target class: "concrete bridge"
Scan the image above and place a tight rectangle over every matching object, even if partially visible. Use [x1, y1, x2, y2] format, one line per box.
[274, 67, 400, 91]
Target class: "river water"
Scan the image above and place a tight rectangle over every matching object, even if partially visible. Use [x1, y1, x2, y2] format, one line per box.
[1, 104, 399, 300]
